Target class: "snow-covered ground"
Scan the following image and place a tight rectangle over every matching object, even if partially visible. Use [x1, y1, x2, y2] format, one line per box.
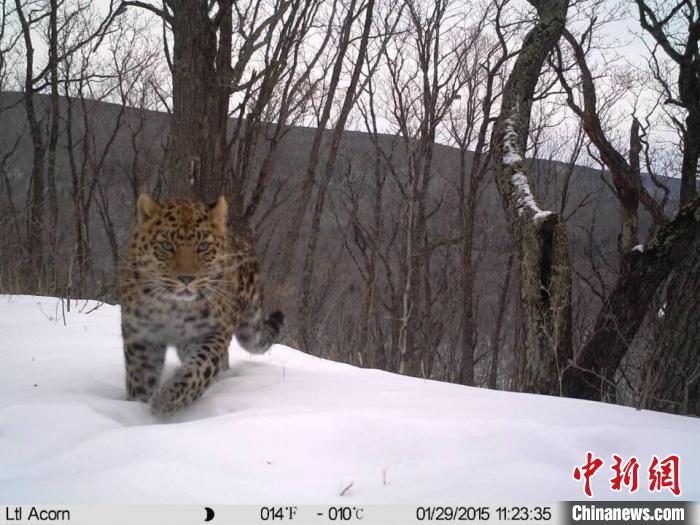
[1, 295, 698, 504]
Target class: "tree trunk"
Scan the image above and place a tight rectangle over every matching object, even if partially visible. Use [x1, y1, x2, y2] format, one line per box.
[488, 252, 514, 390]
[676, 32, 699, 207]
[458, 148, 476, 386]
[562, 198, 700, 400]
[16, 0, 45, 284]
[490, 0, 572, 395]
[164, 1, 228, 202]
[646, 233, 700, 416]
[680, 111, 700, 206]
[45, 0, 60, 291]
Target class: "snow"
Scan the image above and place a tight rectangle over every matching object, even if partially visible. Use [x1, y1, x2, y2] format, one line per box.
[511, 173, 553, 224]
[502, 110, 553, 225]
[534, 210, 554, 223]
[1, 295, 698, 504]
[502, 116, 524, 166]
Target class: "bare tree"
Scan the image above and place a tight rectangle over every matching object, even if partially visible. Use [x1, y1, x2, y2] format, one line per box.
[120, 0, 296, 204]
[552, 24, 667, 259]
[448, 0, 513, 385]
[550, 4, 700, 403]
[488, 0, 572, 395]
[296, 0, 386, 350]
[279, 0, 380, 269]
[0, 1, 26, 291]
[635, 0, 699, 206]
[14, 0, 49, 285]
[12, 0, 117, 289]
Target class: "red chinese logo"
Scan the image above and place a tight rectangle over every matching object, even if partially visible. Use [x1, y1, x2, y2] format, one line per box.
[573, 452, 604, 497]
[648, 454, 681, 497]
[573, 453, 681, 497]
[610, 454, 639, 493]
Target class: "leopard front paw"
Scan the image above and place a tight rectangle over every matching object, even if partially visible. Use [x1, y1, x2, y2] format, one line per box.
[149, 387, 179, 417]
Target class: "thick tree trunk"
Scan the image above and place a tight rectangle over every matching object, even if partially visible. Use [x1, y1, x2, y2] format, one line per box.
[677, 39, 699, 206]
[562, 198, 700, 400]
[646, 233, 700, 416]
[681, 111, 700, 206]
[164, 1, 229, 202]
[490, 0, 572, 395]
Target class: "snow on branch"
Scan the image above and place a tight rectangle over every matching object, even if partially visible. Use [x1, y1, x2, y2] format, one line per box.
[502, 107, 553, 225]
[511, 173, 553, 224]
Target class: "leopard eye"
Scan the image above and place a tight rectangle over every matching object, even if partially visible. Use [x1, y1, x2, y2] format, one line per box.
[197, 242, 210, 253]
[160, 241, 174, 252]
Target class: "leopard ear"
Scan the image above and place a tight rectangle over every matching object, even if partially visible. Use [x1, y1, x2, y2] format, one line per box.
[137, 193, 161, 224]
[209, 196, 228, 233]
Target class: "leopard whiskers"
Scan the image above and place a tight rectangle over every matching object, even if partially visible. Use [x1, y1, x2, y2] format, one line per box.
[201, 283, 235, 304]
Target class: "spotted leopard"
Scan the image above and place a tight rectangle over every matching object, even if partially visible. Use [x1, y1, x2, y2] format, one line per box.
[119, 194, 283, 415]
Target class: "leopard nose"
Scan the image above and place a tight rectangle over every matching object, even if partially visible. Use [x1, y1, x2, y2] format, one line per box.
[178, 275, 196, 285]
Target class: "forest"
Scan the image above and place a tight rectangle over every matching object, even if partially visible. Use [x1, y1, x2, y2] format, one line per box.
[0, 0, 698, 417]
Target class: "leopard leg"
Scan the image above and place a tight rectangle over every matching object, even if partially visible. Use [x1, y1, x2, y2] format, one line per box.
[124, 340, 166, 402]
[177, 344, 230, 370]
[235, 293, 284, 354]
[150, 334, 230, 416]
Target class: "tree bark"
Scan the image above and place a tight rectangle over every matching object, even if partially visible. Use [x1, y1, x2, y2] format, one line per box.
[562, 198, 700, 400]
[646, 232, 700, 417]
[490, 0, 572, 395]
[163, 1, 223, 201]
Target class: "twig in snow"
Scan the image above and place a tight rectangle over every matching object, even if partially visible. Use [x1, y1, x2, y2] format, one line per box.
[82, 301, 105, 315]
[339, 481, 354, 496]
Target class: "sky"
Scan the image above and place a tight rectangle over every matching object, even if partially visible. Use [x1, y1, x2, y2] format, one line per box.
[3, 0, 684, 171]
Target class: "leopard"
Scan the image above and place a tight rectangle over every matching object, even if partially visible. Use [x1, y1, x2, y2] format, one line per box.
[119, 193, 283, 416]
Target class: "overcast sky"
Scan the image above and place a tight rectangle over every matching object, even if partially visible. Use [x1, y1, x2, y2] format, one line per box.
[8, 0, 681, 165]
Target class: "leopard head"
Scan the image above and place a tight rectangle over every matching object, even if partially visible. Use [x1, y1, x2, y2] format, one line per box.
[124, 194, 232, 302]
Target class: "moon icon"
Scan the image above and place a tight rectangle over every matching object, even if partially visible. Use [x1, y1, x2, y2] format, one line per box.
[204, 507, 215, 522]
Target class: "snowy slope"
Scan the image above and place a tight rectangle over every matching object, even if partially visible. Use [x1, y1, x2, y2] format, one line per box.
[0, 295, 698, 504]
